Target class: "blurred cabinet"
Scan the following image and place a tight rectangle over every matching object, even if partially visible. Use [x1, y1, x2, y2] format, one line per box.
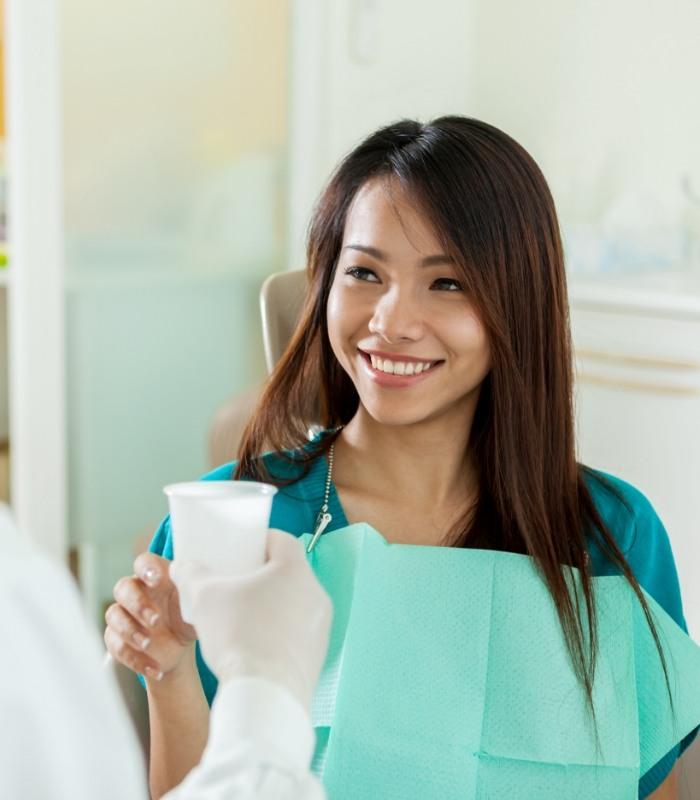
[570, 293, 700, 636]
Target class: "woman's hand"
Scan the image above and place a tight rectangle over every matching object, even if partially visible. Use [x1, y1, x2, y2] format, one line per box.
[104, 552, 197, 681]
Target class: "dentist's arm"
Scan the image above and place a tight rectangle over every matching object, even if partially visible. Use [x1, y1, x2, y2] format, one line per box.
[0, 506, 148, 800]
[164, 529, 331, 800]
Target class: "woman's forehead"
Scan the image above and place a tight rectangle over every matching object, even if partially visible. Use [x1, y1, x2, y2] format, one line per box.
[341, 178, 443, 259]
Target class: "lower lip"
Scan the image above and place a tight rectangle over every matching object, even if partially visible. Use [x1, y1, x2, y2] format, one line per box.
[359, 352, 444, 388]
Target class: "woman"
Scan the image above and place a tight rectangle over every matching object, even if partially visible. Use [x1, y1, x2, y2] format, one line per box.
[105, 116, 695, 799]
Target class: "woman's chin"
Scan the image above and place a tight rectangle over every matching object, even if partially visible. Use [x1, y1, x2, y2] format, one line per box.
[358, 401, 435, 428]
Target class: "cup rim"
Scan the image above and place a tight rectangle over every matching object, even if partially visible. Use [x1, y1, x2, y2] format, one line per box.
[163, 480, 278, 498]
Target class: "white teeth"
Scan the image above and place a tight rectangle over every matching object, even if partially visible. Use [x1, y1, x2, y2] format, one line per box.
[367, 354, 434, 376]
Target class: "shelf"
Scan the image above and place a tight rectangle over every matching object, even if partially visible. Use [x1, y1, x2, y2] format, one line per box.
[569, 271, 700, 320]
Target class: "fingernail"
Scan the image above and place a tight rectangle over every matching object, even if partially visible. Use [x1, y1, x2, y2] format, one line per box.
[132, 632, 150, 651]
[142, 567, 159, 587]
[144, 666, 163, 682]
[144, 609, 159, 627]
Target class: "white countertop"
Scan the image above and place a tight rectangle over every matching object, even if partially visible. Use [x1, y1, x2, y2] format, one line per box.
[568, 270, 700, 319]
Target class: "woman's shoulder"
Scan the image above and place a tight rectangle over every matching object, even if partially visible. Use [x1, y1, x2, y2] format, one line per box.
[582, 466, 666, 561]
[201, 428, 332, 484]
[582, 466, 687, 630]
[582, 467, 659, 545]
[199, 461, 237, 481]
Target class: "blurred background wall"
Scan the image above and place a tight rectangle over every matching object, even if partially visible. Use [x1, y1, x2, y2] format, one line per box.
[60, 0, 289, 615]
[472, 0, 700, 275]
[288, 0, 700, 274]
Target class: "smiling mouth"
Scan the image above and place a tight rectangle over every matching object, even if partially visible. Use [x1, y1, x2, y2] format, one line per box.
[358, 349, 445, 377]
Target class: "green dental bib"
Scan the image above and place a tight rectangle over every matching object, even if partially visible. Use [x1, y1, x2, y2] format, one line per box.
[301, 523, 700, 799]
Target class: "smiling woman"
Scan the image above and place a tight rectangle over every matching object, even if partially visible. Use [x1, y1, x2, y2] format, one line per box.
[233, 116, 697, 796]
[107, 116, 698, 799]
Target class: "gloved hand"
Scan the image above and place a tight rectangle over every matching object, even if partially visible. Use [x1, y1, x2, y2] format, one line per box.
[170, 528, 333, 713]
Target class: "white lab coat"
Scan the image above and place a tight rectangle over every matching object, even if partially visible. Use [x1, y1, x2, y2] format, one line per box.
[0, 505, 325, 800]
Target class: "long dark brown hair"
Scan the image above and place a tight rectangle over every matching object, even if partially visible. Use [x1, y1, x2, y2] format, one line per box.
[235, 116, 672, 722]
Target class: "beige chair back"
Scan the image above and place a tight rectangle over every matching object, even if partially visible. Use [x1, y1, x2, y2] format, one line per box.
[259, 269, 307, 375]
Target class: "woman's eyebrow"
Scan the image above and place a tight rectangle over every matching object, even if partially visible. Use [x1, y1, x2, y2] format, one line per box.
[343, 243, 454, 267]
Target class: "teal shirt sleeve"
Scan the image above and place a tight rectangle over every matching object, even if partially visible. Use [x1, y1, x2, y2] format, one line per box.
[585, 469, 697, 797]
[586, 471, 687, 629]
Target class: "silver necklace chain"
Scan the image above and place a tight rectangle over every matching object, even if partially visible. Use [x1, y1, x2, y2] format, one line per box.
[306, 440, 335, 553]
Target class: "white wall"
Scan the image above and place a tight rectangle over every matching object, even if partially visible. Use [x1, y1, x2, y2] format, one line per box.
[290, 0, 700, 274]
[471, 0, 700, 273]
[288, 0, 475, 267]
[472, 0, 700, 212]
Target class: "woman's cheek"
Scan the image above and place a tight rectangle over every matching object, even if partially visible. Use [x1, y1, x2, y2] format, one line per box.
[326, 290, 353, 367]
[448, 307, 488, 351]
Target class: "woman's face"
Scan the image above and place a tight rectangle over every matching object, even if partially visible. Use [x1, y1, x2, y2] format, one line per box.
[327, 178, 491, 428]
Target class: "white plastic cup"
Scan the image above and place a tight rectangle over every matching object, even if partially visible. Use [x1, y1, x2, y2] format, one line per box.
[163, 481, 277, 623]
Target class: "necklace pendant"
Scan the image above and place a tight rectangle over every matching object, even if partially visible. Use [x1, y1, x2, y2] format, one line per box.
[315, 510, 332, 537]
[307, 511, 332, 553]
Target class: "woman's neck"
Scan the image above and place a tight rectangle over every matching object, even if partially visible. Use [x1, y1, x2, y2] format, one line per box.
[334, 407, 478, 509]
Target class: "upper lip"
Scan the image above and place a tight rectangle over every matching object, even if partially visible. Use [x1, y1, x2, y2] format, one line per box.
[358, 348, 443, 364]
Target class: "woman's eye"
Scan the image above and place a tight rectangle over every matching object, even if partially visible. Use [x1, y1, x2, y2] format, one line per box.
[431, 278, 463, 292]
[342, 267, 460, 291]
[344, 266, 380, 282]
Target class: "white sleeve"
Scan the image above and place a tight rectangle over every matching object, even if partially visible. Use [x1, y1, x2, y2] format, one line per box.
[0, 515, 148, 800]
[164, 678, 326, 800]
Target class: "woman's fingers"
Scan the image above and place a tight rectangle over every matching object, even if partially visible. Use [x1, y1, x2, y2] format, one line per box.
[103, 625, 163, 680]
[134, 551, 197, 643]
[113, 575, 161, 629]
[107, 558, 197, 677]
[133, 552, 172, 591]
[105, 603, 152, 653]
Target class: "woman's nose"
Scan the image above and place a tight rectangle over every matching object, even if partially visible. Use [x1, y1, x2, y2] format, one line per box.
[368, 286, 424, 343]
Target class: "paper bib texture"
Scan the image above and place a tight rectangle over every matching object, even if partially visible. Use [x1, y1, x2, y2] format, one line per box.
[301, 524, 700, 800]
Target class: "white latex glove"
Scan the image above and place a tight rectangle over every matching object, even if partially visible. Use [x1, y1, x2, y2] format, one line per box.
[170, 529, 333, 713]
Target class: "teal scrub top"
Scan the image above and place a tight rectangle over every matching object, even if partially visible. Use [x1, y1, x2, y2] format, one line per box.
[147, 439, 694, 798]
